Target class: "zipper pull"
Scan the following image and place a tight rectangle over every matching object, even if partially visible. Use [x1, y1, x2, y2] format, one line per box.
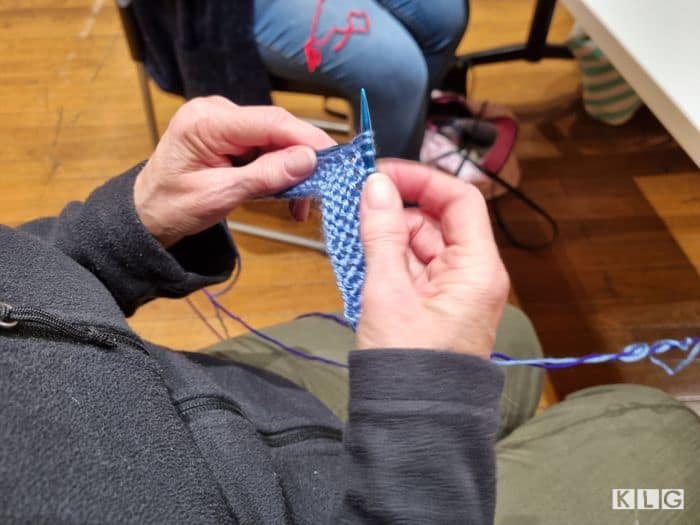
[0, 302, 18, 329]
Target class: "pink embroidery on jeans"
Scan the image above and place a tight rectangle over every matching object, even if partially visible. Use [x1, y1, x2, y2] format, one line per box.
[304, 0, 371, 73]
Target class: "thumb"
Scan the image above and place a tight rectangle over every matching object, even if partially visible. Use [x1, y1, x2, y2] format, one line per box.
[232, 145, 317, 200]
[360, 173, 411, 285]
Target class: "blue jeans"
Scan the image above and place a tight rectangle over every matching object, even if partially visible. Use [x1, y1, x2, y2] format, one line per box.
[254, 0, 468, 159]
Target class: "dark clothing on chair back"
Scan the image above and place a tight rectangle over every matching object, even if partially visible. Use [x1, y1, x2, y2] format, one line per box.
[130, 0, 272, 105]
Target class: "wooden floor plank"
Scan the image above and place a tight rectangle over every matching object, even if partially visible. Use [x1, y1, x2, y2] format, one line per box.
[636, 173, 700, 274]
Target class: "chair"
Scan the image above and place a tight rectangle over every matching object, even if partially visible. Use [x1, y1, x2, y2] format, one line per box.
[270, 77, 354, 136]
[116, 1, 353, 151]
[116, 0, 159, 148]
[442, 0, 573, 94]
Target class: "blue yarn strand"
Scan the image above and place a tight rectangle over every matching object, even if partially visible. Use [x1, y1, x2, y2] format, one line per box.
[491, 337, 700, 376]
[203, 290, 349, 369]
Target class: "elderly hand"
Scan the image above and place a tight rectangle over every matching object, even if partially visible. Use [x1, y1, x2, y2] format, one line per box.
[356, 159, 510, 359]
[134, 96, 336, 248]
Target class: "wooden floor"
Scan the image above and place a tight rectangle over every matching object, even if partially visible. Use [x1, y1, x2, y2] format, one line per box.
[2, 0, 698, 401]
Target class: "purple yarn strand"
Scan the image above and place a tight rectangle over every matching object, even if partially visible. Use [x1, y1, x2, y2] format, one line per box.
[192, 295, 698, 376]
[295, 312, 351, 328]
[186, 297, 224, 341]
[203, 290, 349, 369]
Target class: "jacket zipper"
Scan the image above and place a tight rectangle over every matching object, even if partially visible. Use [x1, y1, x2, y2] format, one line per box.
[260, 426, 343, 448]
[0, 301, 147, 354]
[176, 395, 343, 447]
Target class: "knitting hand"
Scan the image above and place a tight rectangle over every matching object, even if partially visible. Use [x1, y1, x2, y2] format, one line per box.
[356, 159, 509, 359]
[134, 97, 335, 248]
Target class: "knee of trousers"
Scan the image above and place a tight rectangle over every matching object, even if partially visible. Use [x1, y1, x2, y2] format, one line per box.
[411, 0, 469, 52]
[565, 383, 692, 407]
[496, 305, 544, 360]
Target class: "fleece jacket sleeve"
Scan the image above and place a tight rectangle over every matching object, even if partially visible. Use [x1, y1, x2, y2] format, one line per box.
[335, 349, 504, 524]
[18, 163, 237, 316]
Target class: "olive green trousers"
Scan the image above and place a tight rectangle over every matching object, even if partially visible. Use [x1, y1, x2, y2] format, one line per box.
[204, 305, 700, 524]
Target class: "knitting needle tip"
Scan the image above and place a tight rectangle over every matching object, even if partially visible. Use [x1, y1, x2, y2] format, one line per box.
[359, 88, 372, 133]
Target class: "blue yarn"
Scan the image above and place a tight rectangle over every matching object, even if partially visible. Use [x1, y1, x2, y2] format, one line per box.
[278, 131, 376, 329]
[492, 337, 700, 376]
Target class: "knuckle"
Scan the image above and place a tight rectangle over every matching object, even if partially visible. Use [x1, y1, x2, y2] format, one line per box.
[181, 97, 209, 116]
[260, 154, 284, 187]
[254, 171, 276, 196]
[267, 106, 294, 126]
[460, 182, 487, 207]
[240, 155, 279, 197]
[171, 98, 211, 134]
[205, 94, 230, 106]
[363, 226, 404, 248]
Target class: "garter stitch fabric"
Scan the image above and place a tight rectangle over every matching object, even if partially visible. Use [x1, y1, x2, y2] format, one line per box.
[278, 131, 376, 329]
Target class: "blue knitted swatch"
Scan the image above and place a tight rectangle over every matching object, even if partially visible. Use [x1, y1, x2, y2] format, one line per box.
[278, 131, 376, 329]
[223, 130, 700, 376]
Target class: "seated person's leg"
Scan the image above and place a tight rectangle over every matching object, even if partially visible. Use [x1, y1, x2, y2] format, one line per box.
[253, 0, 429, 159]
[202, 304, 543, 427]
[375, 0, 469, 89]
[496, 384, 700, 524]
[204, 314, 354, 421]
[495, 305, 544, 439]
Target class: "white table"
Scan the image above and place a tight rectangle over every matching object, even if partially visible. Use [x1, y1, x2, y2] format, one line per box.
[561, 0, 700, 167]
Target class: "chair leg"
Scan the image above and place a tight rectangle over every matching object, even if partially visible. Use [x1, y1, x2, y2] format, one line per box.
[301, 97, 354, 134]
[442, 0, 572, 93]
[135, 62, 159, 149]
[226, 220, 326, 252]
[301, 118, 352, 134]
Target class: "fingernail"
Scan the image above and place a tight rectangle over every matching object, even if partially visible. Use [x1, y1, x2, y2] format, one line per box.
[284, 146, 316, 178]
[365, 173, 396, 210]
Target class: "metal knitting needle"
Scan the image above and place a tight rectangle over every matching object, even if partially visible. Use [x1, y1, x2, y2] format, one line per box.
[359, 88, 376, 172]
[360, 88, 372, 133]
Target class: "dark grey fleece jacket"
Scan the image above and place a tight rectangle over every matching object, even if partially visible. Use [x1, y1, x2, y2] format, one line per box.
[0, 165, 504, 524]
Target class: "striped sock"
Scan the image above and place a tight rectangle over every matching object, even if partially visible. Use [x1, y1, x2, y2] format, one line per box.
[568, 26, 642, 125]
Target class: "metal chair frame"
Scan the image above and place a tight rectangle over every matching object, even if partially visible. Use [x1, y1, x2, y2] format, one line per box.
[117, 2, 351, 151]
[442, 0, 573, 94]
[117, 0, 569, 248]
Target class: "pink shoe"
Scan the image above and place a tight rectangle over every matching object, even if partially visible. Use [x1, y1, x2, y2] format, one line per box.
[420, 92, 521, 199]
[422, 92, 558, 249]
